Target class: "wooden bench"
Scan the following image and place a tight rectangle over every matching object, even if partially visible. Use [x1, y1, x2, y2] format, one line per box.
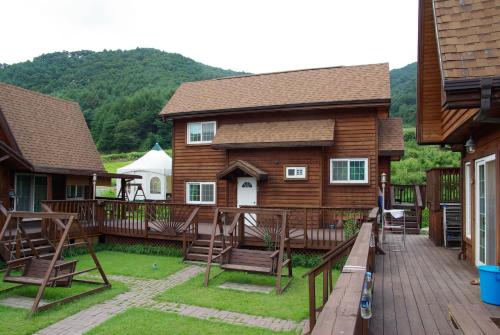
[220, 248, 279, 274]
[448, 303, 500, 335]
[4, 256, 78, 287]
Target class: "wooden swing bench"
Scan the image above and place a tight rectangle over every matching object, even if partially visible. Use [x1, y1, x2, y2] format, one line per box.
[0, 205, 110, 315]
[204, 208, 293, 294]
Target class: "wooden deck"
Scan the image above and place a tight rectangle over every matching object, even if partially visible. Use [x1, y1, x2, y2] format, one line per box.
[370, 234, 500, 335]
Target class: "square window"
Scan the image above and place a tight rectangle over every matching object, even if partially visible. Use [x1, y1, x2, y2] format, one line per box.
[187, 121, 216, 144]
[285, 166, 307, 179]
[186, 182, 216, 204]
[330, 159, 368, 184]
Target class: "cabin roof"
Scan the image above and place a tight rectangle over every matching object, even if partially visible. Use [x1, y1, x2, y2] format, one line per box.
[0, 82, 105, 173]
[378, 118, 404, 157]
[211, 119, 335, 149]
[161, 63, 390, 117]
[433, 0, 500, 79]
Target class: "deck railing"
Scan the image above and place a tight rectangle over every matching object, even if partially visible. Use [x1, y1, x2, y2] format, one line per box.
[249, 206, 371, 249]
[307, 208, 377, 335]
[391, 184, 425, 207]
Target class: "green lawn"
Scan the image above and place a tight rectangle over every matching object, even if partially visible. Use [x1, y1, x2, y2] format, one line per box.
[156, 267, 339, 321]
[0, 281, 127, 335]
[103, 160, 132, 174]
[74, 251, 186, 279]
[85, 308, 296, 335]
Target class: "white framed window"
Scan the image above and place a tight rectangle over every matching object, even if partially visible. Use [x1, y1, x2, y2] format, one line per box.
[285, 166, 307, 180]
[464, 162, 471, 239]
[330, 158, 368, 184]
[186, 182, 216, 204]
[66, 185, 85, 199]
[187, 121, 216, 144]
[150, 177, 161, 194]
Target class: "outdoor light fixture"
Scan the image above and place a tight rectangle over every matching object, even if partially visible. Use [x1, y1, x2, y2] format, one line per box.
[380, 172, 387, 184]
[465, 136, 476, 154]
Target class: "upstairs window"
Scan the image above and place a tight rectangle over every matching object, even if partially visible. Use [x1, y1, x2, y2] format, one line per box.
[186, 182, 216, 204]
[330, 158, 368, 184]
[285, 166, 307, 180]
[187, 121, 216, 144]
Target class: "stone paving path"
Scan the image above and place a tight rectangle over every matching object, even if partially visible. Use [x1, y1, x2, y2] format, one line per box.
[34, 266, 305, 334]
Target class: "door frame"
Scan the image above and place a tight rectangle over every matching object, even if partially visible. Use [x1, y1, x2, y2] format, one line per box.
[474, 154, 496, 266]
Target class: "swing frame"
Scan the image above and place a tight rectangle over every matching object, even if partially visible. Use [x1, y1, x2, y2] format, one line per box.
[0, 204, 110, 316]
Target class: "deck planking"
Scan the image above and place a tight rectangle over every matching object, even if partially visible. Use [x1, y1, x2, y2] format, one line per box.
[370, 234, 500, 335]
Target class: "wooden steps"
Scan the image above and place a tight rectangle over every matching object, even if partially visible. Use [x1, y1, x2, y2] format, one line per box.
[0, 232, 55, 262]
[184, 238, 222, 262]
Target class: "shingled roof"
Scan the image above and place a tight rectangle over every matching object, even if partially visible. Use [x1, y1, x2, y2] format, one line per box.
[0, 82, 105, 173]
[433, 0, 500, 79]
[378, 118, 404, 158]
[161, 63, 390, 116]
[212, 119, 335, 149]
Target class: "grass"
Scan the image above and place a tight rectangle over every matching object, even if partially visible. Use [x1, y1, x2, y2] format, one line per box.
[156, 267, 339, 321]
[0, 281, 127, 335]
[103, 160, 133, 174]
[85, 308, 296, 335]
[74, 250, 186, 279]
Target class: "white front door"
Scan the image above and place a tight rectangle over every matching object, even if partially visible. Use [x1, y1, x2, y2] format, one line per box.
[475, 154, 497, 266]
[237, 177, 257, 225]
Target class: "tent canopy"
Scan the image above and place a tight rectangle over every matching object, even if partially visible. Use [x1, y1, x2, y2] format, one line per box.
[117, 143, 172, 176]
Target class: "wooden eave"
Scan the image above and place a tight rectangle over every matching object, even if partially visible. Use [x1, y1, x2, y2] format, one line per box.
[0, 141, 33, 170]
[31, 166, 142, 180]
[212, 140, 335, 150]
[160, 99, 390, 120]
[217, 160, 268, 181]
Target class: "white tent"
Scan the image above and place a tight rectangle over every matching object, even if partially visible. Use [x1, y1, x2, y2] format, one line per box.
[116, 143, 172, 200]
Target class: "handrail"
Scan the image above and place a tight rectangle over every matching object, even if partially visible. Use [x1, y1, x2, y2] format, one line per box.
[309, 220, 375, 335]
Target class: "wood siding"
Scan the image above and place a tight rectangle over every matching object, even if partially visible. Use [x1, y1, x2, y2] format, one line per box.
[441, 108, 479, 140]
[461, 127, 500, 265]
[172, 108, 382, 220]
[417, 0, 444, 144]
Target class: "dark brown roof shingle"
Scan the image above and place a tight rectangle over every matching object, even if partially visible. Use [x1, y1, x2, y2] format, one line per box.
[433, 0, 500, 79]
[378, 118, 404, 157]
[161, 63, 390, 116]
[0, 82, 105, 172]
[212, 119, 335, 149]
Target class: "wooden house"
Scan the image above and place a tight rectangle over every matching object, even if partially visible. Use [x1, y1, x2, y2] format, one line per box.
[417, 0, 499, 265]
[160, 63, 404, 221]
[0, 82, 132, 211]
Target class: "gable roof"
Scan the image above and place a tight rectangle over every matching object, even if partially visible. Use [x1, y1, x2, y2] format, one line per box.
[0, 82, 105, 173]
[217, 160, 268, 181]
[161, 63, 390, 117]
[378, 118, 404, 158]
[433, 0, 500, 80]
[212, 119, 335, 149]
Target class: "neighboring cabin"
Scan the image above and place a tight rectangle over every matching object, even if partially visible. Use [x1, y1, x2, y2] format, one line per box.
[0, 82, 132, 211]
[417, 0, 499, 265]
[160, 63, 404, 220]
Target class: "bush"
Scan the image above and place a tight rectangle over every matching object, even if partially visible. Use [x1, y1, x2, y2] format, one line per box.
[63, 243, 183, 258]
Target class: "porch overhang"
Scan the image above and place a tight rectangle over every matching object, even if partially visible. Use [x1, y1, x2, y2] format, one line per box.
[217, 160, 268, 181]
[0, 141, 33, 170]
[211, 119, 335, 149]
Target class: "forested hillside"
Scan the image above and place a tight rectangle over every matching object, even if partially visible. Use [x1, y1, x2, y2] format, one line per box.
[390, 62, 417, 126]
[0, 48, 243, 152]
[0, 49, 417, 152]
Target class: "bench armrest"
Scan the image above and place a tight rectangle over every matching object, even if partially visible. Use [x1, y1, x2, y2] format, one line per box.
[54, 260, 78, 268]
[269, 250, 280, 259]
[6, 256, 34, 266]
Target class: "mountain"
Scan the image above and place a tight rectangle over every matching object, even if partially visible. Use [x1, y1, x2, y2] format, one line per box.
[390, 62, 417, 126]
[0, 49, 417, 151]
[0, 48, 244, 152]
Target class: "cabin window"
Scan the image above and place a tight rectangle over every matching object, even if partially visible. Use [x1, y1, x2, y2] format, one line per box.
[186, 182, 216, 204]
[285, 166, 307, 180]
[187, 121, 216, 144]
[66, 185, 85, 199]
[330, 158, 368, 184]
[150, 177, 161, 194]
[15, 174, 48, 211]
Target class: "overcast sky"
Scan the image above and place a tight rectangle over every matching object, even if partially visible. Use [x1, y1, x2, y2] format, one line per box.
[1, 0, 418, 73]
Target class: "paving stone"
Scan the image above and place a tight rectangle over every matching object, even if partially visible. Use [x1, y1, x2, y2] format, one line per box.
[0, 296, 50, 309]
[218, 282, 274, 293]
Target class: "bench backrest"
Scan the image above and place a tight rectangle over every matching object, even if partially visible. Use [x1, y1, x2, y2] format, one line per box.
[230, 249, 274, 269]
